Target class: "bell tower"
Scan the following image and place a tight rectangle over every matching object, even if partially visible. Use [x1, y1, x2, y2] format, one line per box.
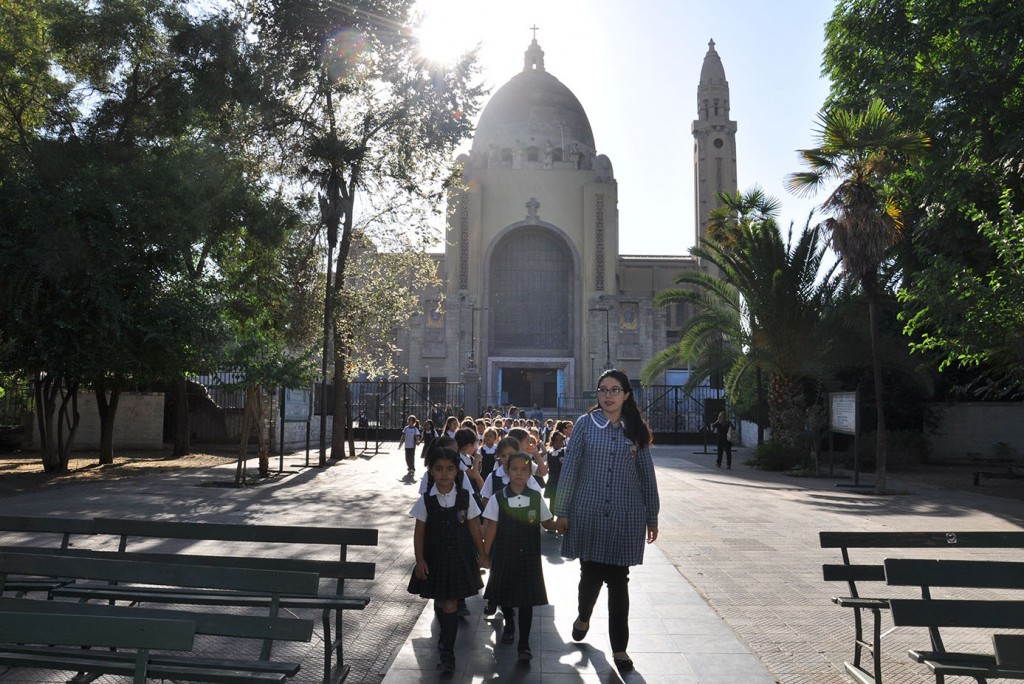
[692, 39, 738, 246]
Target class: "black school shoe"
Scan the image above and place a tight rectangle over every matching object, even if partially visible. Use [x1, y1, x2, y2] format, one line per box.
[438, 650, 455, 673]
[517, 645, 532, 662]
[483, 600, 496, 616]
[501, 622, 515, 644]
[457, 598, 470, 617]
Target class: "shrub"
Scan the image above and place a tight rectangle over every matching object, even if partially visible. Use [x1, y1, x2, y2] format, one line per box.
[747, 438, 807, 471]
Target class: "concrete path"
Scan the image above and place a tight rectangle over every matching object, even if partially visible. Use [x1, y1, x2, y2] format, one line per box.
[2, 442, 1023, 684]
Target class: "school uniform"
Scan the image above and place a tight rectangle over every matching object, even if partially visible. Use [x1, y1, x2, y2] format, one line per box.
[479, 443, 498, 478]
[483, 486, 550, 608]
[408, 485, 483, 600]
[543, 446, 565, 501]
[480, 464, 542, 499]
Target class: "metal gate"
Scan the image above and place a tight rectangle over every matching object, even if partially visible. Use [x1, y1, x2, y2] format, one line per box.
[556, 385, 726, 441]
[349, 381, 465, 430]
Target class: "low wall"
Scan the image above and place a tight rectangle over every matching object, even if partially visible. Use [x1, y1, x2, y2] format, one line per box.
[927, 402, 1024, 463]
[74, 392, 164, 450]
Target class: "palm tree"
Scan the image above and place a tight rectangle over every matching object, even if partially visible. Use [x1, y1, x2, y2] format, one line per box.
[787, 98, 929, 493]
[644, 189, 840, 457]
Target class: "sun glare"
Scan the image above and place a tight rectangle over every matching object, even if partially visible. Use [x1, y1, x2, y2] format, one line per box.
[412, 0, 484, 64]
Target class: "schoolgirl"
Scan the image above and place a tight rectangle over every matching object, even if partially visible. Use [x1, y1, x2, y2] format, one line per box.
[454, 428, 485, 493]
[479, 436, 542, 505]
[543, 430, 567, 521]
[409, 445, 487, 673]
[482, 451, 558, 660]
[398, 415, 421, 474]
[478, 427, 500, 479]
[443, 416, 459, 440]
[420, 420, 439, 466]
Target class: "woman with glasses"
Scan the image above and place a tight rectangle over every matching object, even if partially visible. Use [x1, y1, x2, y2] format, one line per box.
[553, 368, 660, 672]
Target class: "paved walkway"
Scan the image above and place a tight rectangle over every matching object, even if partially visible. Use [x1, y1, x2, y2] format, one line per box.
[2, 443, 1023, 684]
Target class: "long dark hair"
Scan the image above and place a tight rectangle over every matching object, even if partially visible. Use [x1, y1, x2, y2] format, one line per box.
[590, 368, 653, 446]
[424, 445, 468, 511]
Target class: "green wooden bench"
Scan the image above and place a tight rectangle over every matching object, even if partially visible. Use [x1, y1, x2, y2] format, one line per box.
[0, 609, 204, 684]
[0, 515, 378, 683]
[91, 517, 377, 683]
[0, 551, 319, 681]
[819, 530, 1024, 684]
[885, 558, 1024, 683]
[0, 597, 312, 682]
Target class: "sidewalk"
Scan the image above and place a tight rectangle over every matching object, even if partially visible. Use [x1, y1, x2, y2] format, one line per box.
[2, 443, 1023, 684]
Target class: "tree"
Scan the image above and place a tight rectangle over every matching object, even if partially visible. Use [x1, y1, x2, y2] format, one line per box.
[823, 0, 1024, 395]
[0, 0, 297, 467]
[248, 0, 484, 462]
[900, 191, 1024, 396]
[787, 99, 929, 493]
[644, 189, 841, 458]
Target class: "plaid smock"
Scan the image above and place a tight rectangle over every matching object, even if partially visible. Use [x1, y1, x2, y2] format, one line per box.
[554, 410, 660, 567]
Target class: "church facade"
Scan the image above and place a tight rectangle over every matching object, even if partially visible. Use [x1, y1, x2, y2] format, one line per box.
[396, 38, 737, 413]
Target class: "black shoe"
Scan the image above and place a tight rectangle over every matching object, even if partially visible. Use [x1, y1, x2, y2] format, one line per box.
[517, 645, 532, 662]
[457, 598, 470, 617]
[571, 618, 589, 641]
[501, 622, 515, 644]
[715, 461, 721, 468]
[483, 600, 496, 616]
[438, 650, 455, 673]
[613, 653, 634, 671]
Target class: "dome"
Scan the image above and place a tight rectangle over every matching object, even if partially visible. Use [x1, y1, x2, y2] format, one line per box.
[471, 40, 595, 157]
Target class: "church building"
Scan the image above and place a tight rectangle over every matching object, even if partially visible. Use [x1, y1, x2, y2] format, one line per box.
[396, 38, 737, 413]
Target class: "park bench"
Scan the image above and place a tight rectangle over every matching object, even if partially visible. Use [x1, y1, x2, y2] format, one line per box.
[885, 557, 1024, 683]
[0, 515, 378, 683]
[0, 608, 200, 684]
[0, 552, 315, 679]
[0, 550, 318, 683]
[0, 597, 312, 683]
[972, 455, 1024, 486]
[819, 530, 1024, 684]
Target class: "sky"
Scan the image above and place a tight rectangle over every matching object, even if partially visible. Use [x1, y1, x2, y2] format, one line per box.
[413, 0, 839, 256]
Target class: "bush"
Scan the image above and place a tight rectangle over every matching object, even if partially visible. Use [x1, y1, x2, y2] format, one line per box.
[851, 430, 930, 471]
[747, 438, 807, 471]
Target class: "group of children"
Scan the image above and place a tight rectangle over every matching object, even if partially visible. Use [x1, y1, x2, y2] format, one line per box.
[405, 414, 574, 673]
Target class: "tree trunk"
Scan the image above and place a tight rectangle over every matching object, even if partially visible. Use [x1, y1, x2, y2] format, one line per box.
[866, 291, 888, 494]
[95, 378, 122, 465]
[767, 373, 808, 467]
[236, 384, 254, 485]
[755, 366, 766, 445]
[256, 388, 269, 478]
[172, 373, 191, 457]
[55, 380, 79, 472]
[331, 352, 348, 459]
[35, 372, 60, 472]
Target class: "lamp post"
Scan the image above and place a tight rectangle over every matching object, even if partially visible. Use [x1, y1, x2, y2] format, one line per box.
[588, 306, 612, 370]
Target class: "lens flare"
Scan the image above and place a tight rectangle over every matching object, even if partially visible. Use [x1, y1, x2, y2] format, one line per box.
[322, 29, 368, 83]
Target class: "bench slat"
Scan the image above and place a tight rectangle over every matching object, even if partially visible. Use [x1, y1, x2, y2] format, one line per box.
[0, 610, 195, 650]
[52, 585, 369, 610]
[0, 597, 314, 641]
[0, 545, 375, 581]
[92, 517, 379, 547]
[884, 558, 1024, 589]
[890, 599, 1024, 629]
[823, 563, 886, 582]
[0, 651, 288, 684]
[0, 552, 319, 596]
[819, 531, 1024, 548]
[1, 646, 300, 676]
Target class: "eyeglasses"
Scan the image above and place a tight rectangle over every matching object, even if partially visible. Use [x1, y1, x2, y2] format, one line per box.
[596, 387, 625, 396]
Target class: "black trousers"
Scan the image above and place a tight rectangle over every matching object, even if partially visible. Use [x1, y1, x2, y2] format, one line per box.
[577, 561, 630, 653]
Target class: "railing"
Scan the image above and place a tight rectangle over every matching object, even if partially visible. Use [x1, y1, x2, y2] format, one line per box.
[557, 385, 726, 434]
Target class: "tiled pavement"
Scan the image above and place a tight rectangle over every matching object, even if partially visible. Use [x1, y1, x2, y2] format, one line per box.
[2, 442, 1023, 683]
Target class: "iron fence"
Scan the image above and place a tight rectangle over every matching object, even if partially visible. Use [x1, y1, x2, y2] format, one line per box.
[0, 380, 33, 427]
[349, 381, 465, 430]
[556, 385, 727, 434]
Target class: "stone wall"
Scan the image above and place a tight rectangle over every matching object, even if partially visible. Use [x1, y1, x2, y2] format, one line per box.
[926, 402, 1024, 463]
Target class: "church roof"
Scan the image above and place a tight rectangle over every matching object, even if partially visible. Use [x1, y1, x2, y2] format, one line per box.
[471, 39, 596, 156]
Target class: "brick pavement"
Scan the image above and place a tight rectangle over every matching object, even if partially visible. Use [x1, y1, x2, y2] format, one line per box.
[1, 443, 1023, 684]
